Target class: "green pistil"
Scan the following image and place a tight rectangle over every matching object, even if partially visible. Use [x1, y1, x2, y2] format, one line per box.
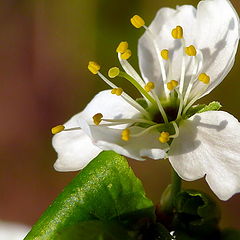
[119, 72, 156, 105]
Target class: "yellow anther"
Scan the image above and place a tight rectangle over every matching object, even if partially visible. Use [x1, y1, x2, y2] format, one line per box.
[171, 26, 183, 39]
[108, 67, 120, 78]
[161, 49, 169, 60]
[121, 49, 132, 60]
[159, 132, 170, 143]
[88, 61, 100, 74]
[51, 125, 65, 135]
[198, 73, 210, 84]
[171, 80, 178, 87]
[93, 113, 103, 125]
[116, 42, 129, 53]
[130, 15, 145, 28]
[167, 80, 179, 91]
[121, 128, 130, 141]
[185, 45, 197, 56]
[111, 88, 123, 96]
[144, 82, 155, 92]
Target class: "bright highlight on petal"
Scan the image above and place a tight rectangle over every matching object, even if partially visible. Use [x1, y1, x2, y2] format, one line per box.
[116, 41, 129, 53]
[93, 113, 103, 125]
[198, 73, 210, 84]
[144, 82, 155, 92]
[159, 132, 170, 143]
[167, 80, 178, 91]
[185, 45, 197, 56]
[51, 125, 65, 134]
[88, 61, 100, 74]
[161, 49, 169, 60]
[108, 67, 120, 78]
[130, 15, 145, 28]
[111, 88, 123, 96]
[121, 49, 132, 60]
[171, 26, 183, 39]
[121, 128, 130, 141]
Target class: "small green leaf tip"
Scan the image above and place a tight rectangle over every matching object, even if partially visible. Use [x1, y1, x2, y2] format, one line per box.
[25, 151, 154, 240]
[184, 101, 222, 119]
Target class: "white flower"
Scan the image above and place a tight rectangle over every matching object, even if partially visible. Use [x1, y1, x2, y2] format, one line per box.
[0, 221, 29, 240]
[52, 0, 240, 200]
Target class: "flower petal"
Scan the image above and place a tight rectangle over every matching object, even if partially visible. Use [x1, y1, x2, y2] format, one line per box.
[0, 221, 30, 240]
[80, 90, 140, 125]
[169, 111, 240, 200]
[138, 5, 197, 93]
[191, 0, 240, 99]
[52, 113, 101, 172]
[79, 118, 168, 160]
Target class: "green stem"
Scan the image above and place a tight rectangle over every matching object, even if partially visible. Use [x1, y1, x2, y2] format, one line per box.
[169, 168, 182, 206]
[161, 168, 181, 213]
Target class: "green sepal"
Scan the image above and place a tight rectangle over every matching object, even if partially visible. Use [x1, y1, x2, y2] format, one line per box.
[173, 190, 221, 238]
[184, 101, 222, 119]
[25, 151, 154, 240]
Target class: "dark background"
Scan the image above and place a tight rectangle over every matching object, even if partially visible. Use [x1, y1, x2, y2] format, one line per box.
[0, 0, 240, 229]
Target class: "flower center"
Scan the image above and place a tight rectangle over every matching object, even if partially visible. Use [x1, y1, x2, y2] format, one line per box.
[52, 14, 211, 147]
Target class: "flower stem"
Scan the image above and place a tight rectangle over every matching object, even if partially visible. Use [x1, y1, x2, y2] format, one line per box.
[161, 168, 181, 213]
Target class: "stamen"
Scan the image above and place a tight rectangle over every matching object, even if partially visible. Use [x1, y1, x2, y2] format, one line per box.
[183, 52, 203, 105]
[130, 124, 162, 138]
[171, 26, 183, 39]
[108, 67, 120, 78]
[130, 15, 145, 28]
[51, 125, 65, 134]
[93, 113, 103, 125]
[175, 88, 184, 120]
[151, 90, 169, 123]
[161, 49, 169, 60]
[97, 71, 150, 118]
[111, 88, 123, 96]
[143, 26, 168, 96]
[179, 39, 186, 94]
[88, 61, 101, 74]
[102, 118, 156, 125]
[169, 122, 179, 138]
[121, 49, 132, 60]
[116, 42, 128, 53]
[198, 73, 210, 84]
[185, 45, 197, 56]
[121, 128, 130, 141]
[144, 82, 155, 92]
[117, 52, 145, 88]
[159, 132, 170, 143]
[167, 80, 178, 91]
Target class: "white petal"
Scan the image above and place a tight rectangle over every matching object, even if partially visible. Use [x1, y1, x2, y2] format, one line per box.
[81, 90, 140, 125]
[79, 118, 168, 161]
[0, 221, 30, 240]
[169, 111, 240, 200]
[192, 0, 239, 98]
[138, 5, 197, 93]
[52, 113, 101, 172]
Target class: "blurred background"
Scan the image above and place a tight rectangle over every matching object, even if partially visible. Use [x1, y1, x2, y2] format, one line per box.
[0, 0, 240, 230]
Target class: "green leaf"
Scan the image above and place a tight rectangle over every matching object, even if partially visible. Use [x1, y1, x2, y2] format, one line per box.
[56, 220, 135, 240]
[221, 229, 240, 240]
[25, 151, 154, 240]
[184, 101, 222, 119]
[173, 190, 220, 237]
